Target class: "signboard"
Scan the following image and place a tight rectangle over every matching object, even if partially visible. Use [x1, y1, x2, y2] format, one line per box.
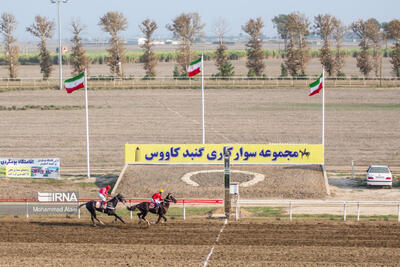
[0, 158, 60, 178]
[125, 144, 323, 164]
[230, 183, 239, 195]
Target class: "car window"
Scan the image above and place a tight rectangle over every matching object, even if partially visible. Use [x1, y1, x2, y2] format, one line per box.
[369, 167, 390, 173]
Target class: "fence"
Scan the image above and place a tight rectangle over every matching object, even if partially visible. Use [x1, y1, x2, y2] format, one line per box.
[1, 76, 400, 89]
[0, 198, 222, 220]
[235, 200, 400, 222]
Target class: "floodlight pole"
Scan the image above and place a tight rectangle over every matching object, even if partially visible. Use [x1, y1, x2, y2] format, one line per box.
[51, 0, 69, 90]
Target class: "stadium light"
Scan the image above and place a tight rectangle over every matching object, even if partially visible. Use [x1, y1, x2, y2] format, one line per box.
[50, 0, 70, 90]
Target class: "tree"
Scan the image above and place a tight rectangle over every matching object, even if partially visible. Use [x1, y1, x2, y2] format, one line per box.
[332, 18, 346, 76]
[285, 13, 310, 76]
[26, 16, 54, 80]
[365, 18, 382, 77]
[213, 18, 234, 77]
[385, 19, 400, 77]
[139, 18, 158, 78]
[0, 13, 19, 78]
[167, 12, 204, 75]
[272, 14, 289, 53]
[314, 14, 335, 76]
[351, 20, 373, 76]
[242, 17, 265, 77]
[70, 18, 88, 75]
[98, 11, 128, 78]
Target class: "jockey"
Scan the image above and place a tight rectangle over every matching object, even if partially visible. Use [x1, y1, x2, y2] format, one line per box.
[151, 189, 163, 208]
[98, 185, 111, 209]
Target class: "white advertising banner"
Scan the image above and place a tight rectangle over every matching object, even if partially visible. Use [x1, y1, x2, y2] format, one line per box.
[0, 158, 60, 178]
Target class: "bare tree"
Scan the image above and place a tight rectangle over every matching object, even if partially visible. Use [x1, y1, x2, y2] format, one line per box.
[365, 18, 382, 77]
[70, 18, 88, 75]
[314, 14, 335, 76]
[0, 13, 19, 78]
[332, 18, 346, 76]
[167, 12, 204, 75]
[352, 20, 373, 76]
[213, 18, 234, 77]
[285, 12, 310, 76]
[385, 19, 400, 77]
[139, 18, 158, 78]
[98, 11, 128, 78]
[26, 15, 54, 80]
[242, 17, 265, 77]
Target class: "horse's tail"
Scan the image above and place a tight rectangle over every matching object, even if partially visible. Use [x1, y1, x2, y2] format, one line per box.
[127, 204, 137, 211]
[78, 203, 86, 209]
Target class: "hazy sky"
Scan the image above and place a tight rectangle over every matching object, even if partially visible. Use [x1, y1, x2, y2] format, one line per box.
[3, 0, 400, 41]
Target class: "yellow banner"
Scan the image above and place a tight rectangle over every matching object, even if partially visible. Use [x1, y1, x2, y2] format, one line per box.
[6, 166, 31, 178]
[125, 144, 323, 164]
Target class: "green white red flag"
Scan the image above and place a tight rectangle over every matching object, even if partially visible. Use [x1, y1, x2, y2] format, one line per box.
[65, 72, 85, 93]
[187, 58, 202, 77]
[309, 74, 323, 96]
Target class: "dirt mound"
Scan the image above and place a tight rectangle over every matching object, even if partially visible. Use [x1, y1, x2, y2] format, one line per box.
[116, 164, 326, 199]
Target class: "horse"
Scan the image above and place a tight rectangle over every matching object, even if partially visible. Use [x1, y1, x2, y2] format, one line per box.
[127, 193, 177, 225]
[79, 193, 126, 226]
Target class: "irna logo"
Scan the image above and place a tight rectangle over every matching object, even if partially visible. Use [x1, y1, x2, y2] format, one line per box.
[38, 192, 78, 202]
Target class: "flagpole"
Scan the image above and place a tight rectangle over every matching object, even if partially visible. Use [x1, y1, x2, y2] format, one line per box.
[201, 54, 205, 144]
[322, 67, 325, 164]
[84, 69, 91, 179]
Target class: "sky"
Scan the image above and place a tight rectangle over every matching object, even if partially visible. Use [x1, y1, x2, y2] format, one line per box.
[3, 0, 400, 42]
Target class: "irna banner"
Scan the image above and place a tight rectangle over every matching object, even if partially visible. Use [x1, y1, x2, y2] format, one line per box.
[0, 158, 60, 178]
[125, 144, 324, 164]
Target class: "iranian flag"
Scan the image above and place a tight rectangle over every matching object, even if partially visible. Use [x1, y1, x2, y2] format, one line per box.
[187, 58, 202, 77]
[309, 74, 323, 96]
[65, 72, 85, 93]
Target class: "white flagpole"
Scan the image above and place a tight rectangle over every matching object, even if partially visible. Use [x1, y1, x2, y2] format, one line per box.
[322, 67, 325, 164]
[201, 54, 205, 144]
[84, 69, 91, 179]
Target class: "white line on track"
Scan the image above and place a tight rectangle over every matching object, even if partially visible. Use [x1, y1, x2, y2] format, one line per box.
[203, 219, 228, 267]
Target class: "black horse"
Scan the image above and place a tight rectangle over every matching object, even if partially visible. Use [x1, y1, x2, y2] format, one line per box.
[79, 193, 126, 226]
[127, 193, 177, 225]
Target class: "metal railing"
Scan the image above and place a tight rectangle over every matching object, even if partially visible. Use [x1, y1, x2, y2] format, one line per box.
[235, 199, 400, 222]
[0, 76, 399, 89]
[0, 198, 222, 220]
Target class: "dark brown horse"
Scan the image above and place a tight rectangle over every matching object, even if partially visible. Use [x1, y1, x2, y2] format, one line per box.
[79, 193, 126, 226]
[127, 193, 177, 225]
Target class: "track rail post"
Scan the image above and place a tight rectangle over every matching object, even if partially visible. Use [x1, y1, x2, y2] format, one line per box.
[130, 201, 133, 220]
[357, 202, 360, 222]
[183, 200, 186, 220]
[398, 204, 400, 222]
[25, 199, 29, 218]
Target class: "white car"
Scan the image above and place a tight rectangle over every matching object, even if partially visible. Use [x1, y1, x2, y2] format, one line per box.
[366, 165, 392, 189]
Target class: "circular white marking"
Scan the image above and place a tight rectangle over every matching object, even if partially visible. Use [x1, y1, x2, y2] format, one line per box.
[181, 170, 264, 187]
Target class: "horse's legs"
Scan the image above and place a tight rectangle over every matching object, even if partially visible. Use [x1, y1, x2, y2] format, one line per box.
[91, 213, 96, 227]
[141, 211, 150, 226]
[137, 212, 143, 224]
[92, 210, 104, 225]
[113, 213, 125, 224]
[156, 214, 167, 224]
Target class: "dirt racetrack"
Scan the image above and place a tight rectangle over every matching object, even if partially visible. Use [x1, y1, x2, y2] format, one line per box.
[1, 217, 400, 266]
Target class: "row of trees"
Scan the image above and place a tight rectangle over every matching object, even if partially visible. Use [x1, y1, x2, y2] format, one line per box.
[1, 12, 400, 80]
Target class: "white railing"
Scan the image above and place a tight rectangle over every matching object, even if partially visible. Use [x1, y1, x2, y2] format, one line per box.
[0, 76, 399, 89]
[235, 199, 400, 222]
